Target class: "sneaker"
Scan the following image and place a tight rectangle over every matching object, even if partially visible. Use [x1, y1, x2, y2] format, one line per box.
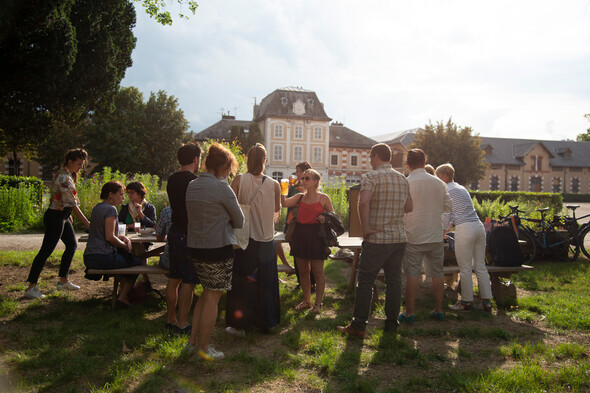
[56, 281, 80, 291]
[181, 343, 196, 356]
[176, 324, 192, 336]
[225, 326, 246, 337]
[24, 286, 45, 299]
[336, 324, 365, 338]
[429, 310, 445, 321]
[449, 300, 473, 311]
[397, 312, 415, 324]
[473, 300, 493, 312]
[198, 345, 224, 361]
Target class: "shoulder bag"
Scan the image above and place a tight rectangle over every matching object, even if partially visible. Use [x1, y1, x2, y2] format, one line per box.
[233, 175, 266, 250]
[284, 194, 303, 242]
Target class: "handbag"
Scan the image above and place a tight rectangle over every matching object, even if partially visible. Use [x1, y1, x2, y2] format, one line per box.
[284, 194, 303, 242]
[233, 175, 266, 250]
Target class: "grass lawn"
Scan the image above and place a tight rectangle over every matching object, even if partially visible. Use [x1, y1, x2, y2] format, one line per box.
[0, 250, 589, 392]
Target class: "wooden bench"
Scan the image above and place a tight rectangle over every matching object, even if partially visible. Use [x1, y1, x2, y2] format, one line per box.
[371, 264, 534, 307]
[89, 263, 294, 308]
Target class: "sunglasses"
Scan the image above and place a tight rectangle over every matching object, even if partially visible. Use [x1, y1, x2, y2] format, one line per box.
[301, 176, 314, 181]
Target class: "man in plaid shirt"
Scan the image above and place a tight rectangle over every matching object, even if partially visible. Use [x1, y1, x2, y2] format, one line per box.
[338, 143, 412, 337]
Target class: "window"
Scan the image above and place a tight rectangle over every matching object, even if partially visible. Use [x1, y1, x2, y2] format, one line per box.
[490, 175, 499, 191]
[510, 176, 519, 192]
[552, 177, 561, 193]
[274, 124, 283, 138]
[8, 159, 20, 176]
[272, 172, 283, 181]
[330, 154, 339, 166]
[312, 147, 322, 163]
[350, 155, 358, 167]
[273, 145, 283, 161]
[571, 178, 580, 193]
[346, 176, 361, 186]
[469, 180, 479, 191]
[530, 176, 542, 192]
[294, 125, 303, 139]
[293, 146, 303, 162]
[531, 155, 543, 172]
[313, 127, 322, 140]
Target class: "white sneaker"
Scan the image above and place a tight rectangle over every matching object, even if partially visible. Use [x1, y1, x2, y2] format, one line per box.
[198, 345, 224, 361]
[24, 286, 45, 299]
[225, 326, 246, 337]
[57, 281, 80, 291]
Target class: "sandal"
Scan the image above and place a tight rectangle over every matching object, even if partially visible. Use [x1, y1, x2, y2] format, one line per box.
[294, 301, 312, 311]
[311, 303, 323, 313]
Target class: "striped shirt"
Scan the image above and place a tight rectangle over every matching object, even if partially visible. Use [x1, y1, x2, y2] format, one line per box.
[443, 181, 480, 228]
[361, 163, 410, 244]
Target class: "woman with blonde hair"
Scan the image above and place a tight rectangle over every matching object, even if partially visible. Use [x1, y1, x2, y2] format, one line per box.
[225, 143, 281, 336]
[282, 169, 334, 313]
[185, 143, 244, 360]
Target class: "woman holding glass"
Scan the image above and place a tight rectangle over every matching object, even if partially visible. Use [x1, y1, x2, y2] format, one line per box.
[281, 169, 334, 313]
[83, 181, 142, 307]
[118, 181, 156, 233]
[185, 143, 244, 361]
[25, 148, 90, 299]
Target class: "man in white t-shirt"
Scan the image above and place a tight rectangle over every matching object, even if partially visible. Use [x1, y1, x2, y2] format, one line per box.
[398, 149, 452, 323]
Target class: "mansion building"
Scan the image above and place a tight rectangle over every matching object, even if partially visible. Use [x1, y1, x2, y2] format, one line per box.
[6, 86, 590, 195]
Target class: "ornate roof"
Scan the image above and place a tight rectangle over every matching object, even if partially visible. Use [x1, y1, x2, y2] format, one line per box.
[253, 87, 331, 122]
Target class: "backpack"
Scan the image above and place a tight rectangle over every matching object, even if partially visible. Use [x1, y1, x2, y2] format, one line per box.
[487, 226, 524, 267]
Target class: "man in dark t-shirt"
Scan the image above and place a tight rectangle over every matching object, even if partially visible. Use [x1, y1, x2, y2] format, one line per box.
[164, 143, 201, 334]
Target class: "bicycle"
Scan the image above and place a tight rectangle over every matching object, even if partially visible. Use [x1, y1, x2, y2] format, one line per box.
[563, 205, 590, 259]
[501, 205, 579, 263]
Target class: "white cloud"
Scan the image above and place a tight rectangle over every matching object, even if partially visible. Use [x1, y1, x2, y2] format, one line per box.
[122, 0, 590, 140]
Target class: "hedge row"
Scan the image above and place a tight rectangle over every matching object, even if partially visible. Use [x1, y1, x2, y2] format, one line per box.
[469, 191, 563, 214]
[0, 175, 43, 203]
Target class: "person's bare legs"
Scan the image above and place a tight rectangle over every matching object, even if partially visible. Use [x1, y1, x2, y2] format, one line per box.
[118, 280, 133, 304]
[310, 260, 325, 312]
[195, 290, 223, 353]
[404, 276, 419, 316]
[177, 283, 195, 328]
[165, 278, 181, 324]
[432, 278, 444, 313]
[296, 258, 312, 306]
[188, 294, 205, 346]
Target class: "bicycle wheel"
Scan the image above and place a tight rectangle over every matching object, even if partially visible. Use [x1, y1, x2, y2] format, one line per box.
[517, 228, 536, 264]
[580, 225, 590, 260]
[549, 228, 580, 262]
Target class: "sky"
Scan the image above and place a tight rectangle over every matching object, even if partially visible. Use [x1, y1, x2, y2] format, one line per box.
[121, 0, 590, 142]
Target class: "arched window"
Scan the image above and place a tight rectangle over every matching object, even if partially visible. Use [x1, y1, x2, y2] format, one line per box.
[509, 176, 519, 192]
[571, 177, 580, 193]
[273, 145, 283, 161]
[271, 172, 283, 181]
[530, 176, 542, 192]
[490, 175, 499, 191]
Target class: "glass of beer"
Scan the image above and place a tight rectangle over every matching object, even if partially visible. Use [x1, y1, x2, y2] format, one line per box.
[134, 221, 140, 233]
[280, 179, 289, 195]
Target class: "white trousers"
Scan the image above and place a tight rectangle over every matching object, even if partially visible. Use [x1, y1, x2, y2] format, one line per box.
[454, 221, 492, 302]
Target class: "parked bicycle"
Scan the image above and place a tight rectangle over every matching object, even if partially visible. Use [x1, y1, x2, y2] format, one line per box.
[500, 205, 579, 263]
[562, 205, 590, 260]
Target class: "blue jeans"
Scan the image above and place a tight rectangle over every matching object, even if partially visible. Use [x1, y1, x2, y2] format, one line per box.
[84, 251, 142, 282]
[351, 241, 406, 331]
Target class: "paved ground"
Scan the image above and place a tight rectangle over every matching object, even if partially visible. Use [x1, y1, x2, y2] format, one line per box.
[1, 203, 590, 252]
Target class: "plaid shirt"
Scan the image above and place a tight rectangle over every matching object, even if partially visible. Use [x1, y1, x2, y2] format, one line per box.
[361, 163, 410, 244]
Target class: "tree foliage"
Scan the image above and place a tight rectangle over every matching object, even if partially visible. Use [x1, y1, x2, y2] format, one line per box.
[137, 0, 198, 25]
[85, 87, 190, 179]
[411, 119, 487, 186]
[230, 122, 264, 153]
[0, 0, 136, 173]
[576, 114, 590, 142]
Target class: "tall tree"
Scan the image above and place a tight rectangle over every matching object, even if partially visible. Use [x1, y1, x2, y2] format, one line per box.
[85, 87, 189, 179]
[411, 119, 487, 186]
[576, 114, 590, 142]
[0, 0, 136, 174]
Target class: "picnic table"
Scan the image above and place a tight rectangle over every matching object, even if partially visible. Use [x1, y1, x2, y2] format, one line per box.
[79, 233, 167, 307]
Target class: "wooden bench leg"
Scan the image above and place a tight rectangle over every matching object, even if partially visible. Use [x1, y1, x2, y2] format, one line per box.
[490, 272, 504, 307]
[348, 249, 361, 289]
[111, 276, 120, 309]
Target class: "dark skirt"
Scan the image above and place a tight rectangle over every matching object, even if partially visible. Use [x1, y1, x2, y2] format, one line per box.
[289, 222, 328, 260]
[226, 239, 280, 330]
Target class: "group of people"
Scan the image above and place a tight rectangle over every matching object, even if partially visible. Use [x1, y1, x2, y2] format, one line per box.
[338, 145, 492, 337]
[25, 142, 492, 358]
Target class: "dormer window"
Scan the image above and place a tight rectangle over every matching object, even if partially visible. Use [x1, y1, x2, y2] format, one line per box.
[281, 97, 288, 105]
[307, 99, 314, 107]
[484, 145, 493, 155]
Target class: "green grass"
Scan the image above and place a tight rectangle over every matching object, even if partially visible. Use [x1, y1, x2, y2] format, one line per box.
[0, 251, 589, 392]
